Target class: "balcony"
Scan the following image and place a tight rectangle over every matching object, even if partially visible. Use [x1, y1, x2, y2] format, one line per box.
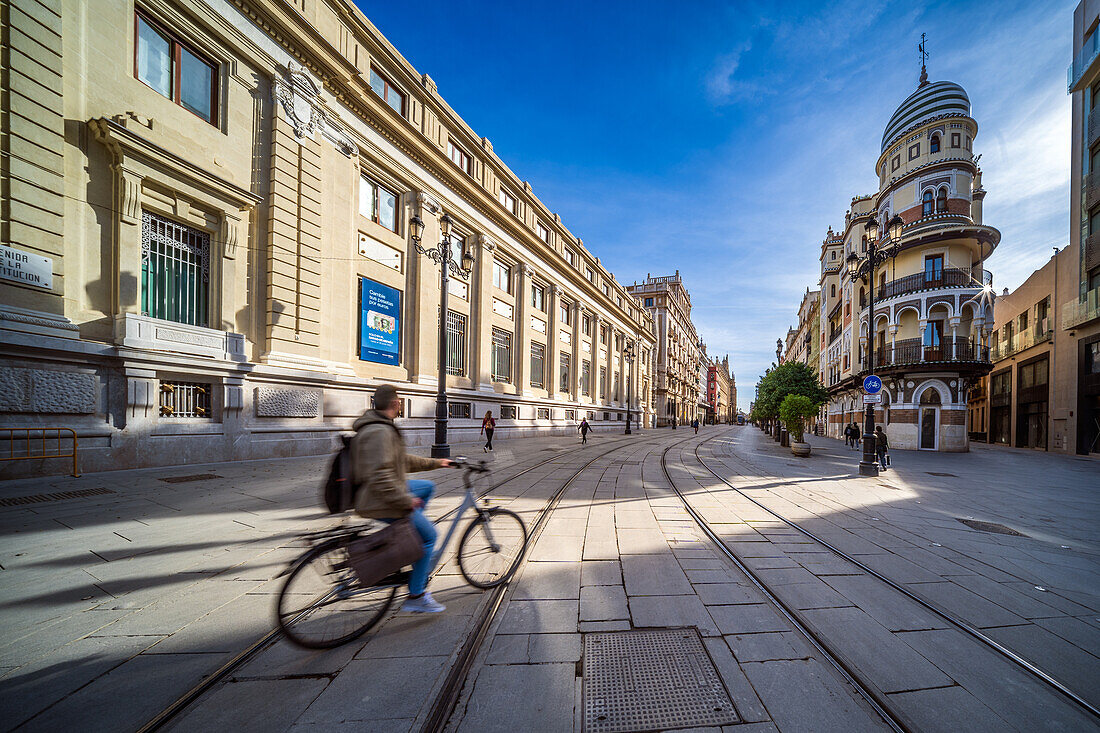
[1087, 232, 1100, 273]
[1063, 287, 1100, 329]
[990, 323, 1054, 361]
[1090, 106, 1100, 148]
[871, 337, 990, 369]
[1069, 30, 1100, 92]
[1087, 171, 1100, 213]
[877, 267, 974, 301]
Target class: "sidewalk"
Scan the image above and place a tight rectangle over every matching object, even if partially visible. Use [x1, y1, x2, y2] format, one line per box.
[0, 428, 630, 732]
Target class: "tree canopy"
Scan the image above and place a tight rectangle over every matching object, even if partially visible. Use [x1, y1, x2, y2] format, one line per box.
[754, 362, 827, 421]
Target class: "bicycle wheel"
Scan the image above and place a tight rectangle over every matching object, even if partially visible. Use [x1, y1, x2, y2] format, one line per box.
[277, 538, 398, 649]
[457, 507, 528, 589]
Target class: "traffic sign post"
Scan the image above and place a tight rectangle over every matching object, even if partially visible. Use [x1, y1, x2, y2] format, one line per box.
[863, 393, 881, 404]
[862, 374, 883, 394]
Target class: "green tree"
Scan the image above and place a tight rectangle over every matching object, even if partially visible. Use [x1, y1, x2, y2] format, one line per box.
[755, 362, 827, 424]
[779, 394, 817, 442]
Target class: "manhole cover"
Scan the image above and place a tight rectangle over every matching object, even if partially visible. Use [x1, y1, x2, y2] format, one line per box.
[583, 628, 738, 732]
[926, 472, 957, 477]
[956, 518, 1026, 536]
[159, 473, 221, 483]
[0, 487, 115, 507]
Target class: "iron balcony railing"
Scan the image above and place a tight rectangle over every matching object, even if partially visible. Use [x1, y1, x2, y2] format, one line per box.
[990, 323, 1054, 362]
[870, 337, 990, 369]
[1069, 29, 1100, 92]
[1062, 287, 1100, 329]
[877, 267, 974, 301]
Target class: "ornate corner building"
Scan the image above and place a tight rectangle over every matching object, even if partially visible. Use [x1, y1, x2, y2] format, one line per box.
[0, 0, 657, 474]
[818, 72, 999, 452]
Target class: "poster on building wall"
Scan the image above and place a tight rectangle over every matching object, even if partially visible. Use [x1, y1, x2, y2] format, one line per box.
[359, 277, 401, 365]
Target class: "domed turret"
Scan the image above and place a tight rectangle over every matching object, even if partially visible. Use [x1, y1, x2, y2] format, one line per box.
[880, 80, 970, 153]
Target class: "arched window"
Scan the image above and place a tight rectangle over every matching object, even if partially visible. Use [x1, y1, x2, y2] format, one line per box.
[922, 190, 934, 216]
[831, 284, 836, 297]
[936, 188, 948, 213]
[920, 389, 941, 405]
[930, 134, 940, 153]
[859, 286, 866, 307]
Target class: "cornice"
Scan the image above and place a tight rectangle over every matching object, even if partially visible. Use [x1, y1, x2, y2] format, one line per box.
[876, 157, 979, 205]
[877, 113, 978, 167]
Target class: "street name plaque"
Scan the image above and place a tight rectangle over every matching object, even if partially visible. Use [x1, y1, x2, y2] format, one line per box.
[0, 244, 53, 289]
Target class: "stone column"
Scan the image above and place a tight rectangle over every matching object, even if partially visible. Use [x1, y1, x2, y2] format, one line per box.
[918, 321, 927, 362]
[591, 313, 602, 406]
[571, 301, 582, 400]
[472, 234, 496, 391]
[949, 316, 960, 360]
[515, 263, 532, 395]
[407, 193, 442, 385]
[888, 325, 898, 364]
[548, 285, 561, 399]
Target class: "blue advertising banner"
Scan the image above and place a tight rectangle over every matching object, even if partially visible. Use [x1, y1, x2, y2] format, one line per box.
[359, 278, 401, 365]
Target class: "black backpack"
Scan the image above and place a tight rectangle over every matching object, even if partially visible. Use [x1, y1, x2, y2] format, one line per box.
[322, 435, 355, 513]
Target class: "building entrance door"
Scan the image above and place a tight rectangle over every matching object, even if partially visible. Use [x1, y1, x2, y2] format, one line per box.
[920, 408, 937, 449]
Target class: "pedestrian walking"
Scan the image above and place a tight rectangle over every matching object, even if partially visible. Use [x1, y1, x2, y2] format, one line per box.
[692, 418, 700, 435]
[672, 416, 677, 429]
[579, 418, 591, 444]
[875, 426, 889, 470]
[851, 422, 861, 449]
[480, 410, 495, 452]
[843, 423, 852, 448]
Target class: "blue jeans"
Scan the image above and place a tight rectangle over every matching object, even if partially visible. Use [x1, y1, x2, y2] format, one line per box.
[383, 479, 437, 595]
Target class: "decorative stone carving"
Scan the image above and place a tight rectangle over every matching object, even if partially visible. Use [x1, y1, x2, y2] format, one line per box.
[221, 211, 243, 259]
[478, 233, 496, 252]
[224, 384, 244, 413]
[416, 191, 441, 216]
[255, 387, 320, 418]
[118, 165, 143, 225]
[274, 61, 357, 158]
[0, 367, 96, 414]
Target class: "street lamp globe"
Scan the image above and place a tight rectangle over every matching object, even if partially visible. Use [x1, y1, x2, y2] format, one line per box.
[440, 213, 453, 238]
[409, 215, 424, 244]
[888, 214, 904, 243]
[846, 251, 860, 280]
[864, 215, 878, 243]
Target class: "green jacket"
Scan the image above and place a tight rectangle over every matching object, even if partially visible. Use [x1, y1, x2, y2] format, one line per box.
[351, 410, 438, 518]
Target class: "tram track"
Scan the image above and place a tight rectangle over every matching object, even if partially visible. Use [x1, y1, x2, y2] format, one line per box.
[133, 430, 657, 733]
[694, 432, 1100, 721]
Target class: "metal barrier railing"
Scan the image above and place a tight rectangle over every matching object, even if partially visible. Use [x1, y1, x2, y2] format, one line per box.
[0, 428, 80, 477]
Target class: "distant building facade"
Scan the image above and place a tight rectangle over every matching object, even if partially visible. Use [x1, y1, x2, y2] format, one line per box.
[707, 356, 735, 424]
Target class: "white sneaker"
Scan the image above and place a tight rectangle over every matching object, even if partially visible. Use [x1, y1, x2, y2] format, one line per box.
[401, 592, 445, 613]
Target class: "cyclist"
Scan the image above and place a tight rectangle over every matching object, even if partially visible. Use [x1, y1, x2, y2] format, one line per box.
[353, 384, 451, 613]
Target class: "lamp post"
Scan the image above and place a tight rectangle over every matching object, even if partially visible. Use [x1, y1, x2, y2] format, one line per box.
[846, 213, 904, 477]
[624, 340, 635, 435]
[409, 212, 474, 458]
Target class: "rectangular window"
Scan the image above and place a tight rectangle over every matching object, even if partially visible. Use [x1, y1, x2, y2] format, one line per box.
[924, 254, 944, 283]
[500, 405, 517, 419]
[965, 136, 972, 150]
[369, 66, 406, 115]
[448, 141, 472, 174]
[445, 311, 467, 376]
[586, 267, 595, 282]
[491, 327, 512, 383]
[581, 360, 591, 395]
[359, 176, 399, 232]
[537, 222, 551, 243]
[613, 373, 621, 401]
[582, 314, 591, 336]
[908, 143, 920, 160]
[141, 211, 209, 326]
[951, 132, 961, 147]
[531, 284, 546, 311]
[493, 262, 512, 293]
[644, 297, 654, 307]
[891, 155, 900, 171]
[159, 380, 212, 418]
[565, 409, 576, 420]
[564, 249, 576, 267]
[602, 284, 610, 297]
[448, 402, 471, 419]
[135, 12, 218, 125]
[600, 326, 608, 345]
[617, 296, 623, 308]
[559, 301, 571, 325]
[537, 407, 551, 420]
[600, 366, 607, 398]
[1018, 311, 1029, 331]
[924, 319, 944, 347]
[559, 352, 571, 393]
[530, 342, 545, 388]
[499, 187, 516, 213]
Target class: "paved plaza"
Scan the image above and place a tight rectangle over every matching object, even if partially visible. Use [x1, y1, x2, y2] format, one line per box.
[1, 426, 1097, 732]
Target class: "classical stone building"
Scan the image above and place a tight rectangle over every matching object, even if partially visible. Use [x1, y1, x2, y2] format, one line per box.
[818, 65, 998, 452]
[706, 355, 734, 424]
[784, 288, 820, 369]
[0, 0, 655, 474]
[628, 272, 702, 426]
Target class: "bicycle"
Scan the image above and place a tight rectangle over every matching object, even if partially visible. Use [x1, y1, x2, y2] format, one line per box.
[275, 457, 527, 649]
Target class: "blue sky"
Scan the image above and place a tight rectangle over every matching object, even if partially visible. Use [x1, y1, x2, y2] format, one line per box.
[355, 0, 1072, 410]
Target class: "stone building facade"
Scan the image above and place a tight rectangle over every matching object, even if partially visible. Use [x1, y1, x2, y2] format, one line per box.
[818, 68, 998, 452]
[628, 272, 702, 427]
[0, 0, 655, 475]
[706, 355, 734, 424]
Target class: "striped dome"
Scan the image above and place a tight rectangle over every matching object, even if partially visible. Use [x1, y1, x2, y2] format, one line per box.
[881, 81, 970, 153]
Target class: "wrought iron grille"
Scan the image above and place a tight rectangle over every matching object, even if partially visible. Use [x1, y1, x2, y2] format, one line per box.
[536, 407, 551, 420]
[491, 327, 512, 383]
[581, 360, 591, 395]
[500, 405, 517, 419]
[141, 212, 210, 326]
[448, 401, 471, 419]
[159, 381, 212, 418]
[559, 352, 571, 393]
[446, 311, 467, 376]
[530, 342, 545, 388]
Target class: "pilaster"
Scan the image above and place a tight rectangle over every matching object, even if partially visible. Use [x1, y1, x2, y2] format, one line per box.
[548, 284, 561, 399]
[516, 263, 533, 395]
[407, 194, 442, 385]
[472, 234, 495, 390]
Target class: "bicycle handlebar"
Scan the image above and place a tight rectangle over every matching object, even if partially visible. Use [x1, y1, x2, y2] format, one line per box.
[449, 456, 490, 473]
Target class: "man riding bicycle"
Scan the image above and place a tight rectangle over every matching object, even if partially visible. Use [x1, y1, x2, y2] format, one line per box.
[352, 384, 451, 613]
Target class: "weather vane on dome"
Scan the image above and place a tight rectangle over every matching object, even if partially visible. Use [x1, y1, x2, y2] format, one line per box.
[918, 33, 929, 87]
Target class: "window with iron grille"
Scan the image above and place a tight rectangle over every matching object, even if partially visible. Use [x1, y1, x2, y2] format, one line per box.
[559, 352, 570, 393]
[599, 366, 607, 399]
[603, 411, 610, 420]
[448, 402, 471, 419]
[446, 311, 467, 376]
[565, 409, 576, 420]
[617, 413, 623, 421]
[491, 327, 512, 383]
[586, 411, 594, 419]
[530, 342, 545, 388]
[537, 407, 550, 420]
[500, 405, 517, 419]
[159, 380, 212, 418]
[142, 212, 209, 326]
[581, 360, 591, 395]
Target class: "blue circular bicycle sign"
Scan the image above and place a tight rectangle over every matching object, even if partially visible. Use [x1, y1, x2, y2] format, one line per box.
[863, 375, 883, 394]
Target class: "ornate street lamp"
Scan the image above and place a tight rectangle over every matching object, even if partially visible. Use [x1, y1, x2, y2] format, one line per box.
[409, 212, 474, 458]
[624, 340, 635, 435]
[846, 213, 904, 476]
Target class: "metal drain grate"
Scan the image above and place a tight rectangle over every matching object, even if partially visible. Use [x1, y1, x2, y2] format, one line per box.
[159, 473, 222, 483]
[583, 627, 738, 732]
[957, 518, 1026, 536]
[0, 487, 115, 507]
[926, 472, 957, 477]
